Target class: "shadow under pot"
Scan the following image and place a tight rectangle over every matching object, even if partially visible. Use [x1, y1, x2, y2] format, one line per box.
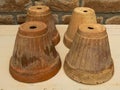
[9, 21, 61, 83]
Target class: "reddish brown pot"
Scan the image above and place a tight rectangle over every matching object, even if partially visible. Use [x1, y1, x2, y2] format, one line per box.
[64, 7, 97, 49]
[9, 21, 61, 83]
[64, 24, 114, 85]
[26, 5, 60, 46]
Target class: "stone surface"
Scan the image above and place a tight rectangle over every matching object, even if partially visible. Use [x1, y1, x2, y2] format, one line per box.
[105, 16, 120, 24]
[0, 15, 14, 24]
[35, 1, 45, 5]
[62, 15, 71, 24]
[52, 14, 59, 24]
[39, 0, 79, 11]
[82, 0, 120, 12]
[0, 0, 33, 12]
[17, 14, 26, 24]
[97, 16, 104, 24]
[0, 0, 120, 24]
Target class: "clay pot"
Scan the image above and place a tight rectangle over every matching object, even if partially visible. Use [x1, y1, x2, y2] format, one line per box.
[64, 7, 97, 49]
[64, 24, 114, 85]
[9, 21, 61, 83]
[26, 5, 60, 46]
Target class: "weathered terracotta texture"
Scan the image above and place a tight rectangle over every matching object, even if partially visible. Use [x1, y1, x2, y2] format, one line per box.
[9, 21, 61, 83]
[64, 24, 114, 85]
[26, 5, 60, 46]
[64, 7, 97, 49]
[62, 15, 103, 24]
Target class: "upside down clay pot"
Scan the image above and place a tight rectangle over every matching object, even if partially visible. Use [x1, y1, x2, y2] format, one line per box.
[9, 21, 61, 83]
[64, 24, 114, 85]
[64, 7, 97, 49]
[26, 5, 60, 46]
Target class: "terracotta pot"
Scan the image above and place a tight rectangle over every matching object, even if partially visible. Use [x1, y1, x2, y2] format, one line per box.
[64, 24, 114, 85]
[26, 5, 60, 46]
[64, 7, 97, 49]
[9, 21, 61, 83]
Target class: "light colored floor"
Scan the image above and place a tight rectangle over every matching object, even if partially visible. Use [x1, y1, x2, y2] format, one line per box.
[0, 25, 120, 90]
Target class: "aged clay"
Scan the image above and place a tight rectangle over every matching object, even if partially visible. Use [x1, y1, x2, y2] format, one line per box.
[26, 5, 60, 46]
[64, 7, 97, 49]
[9, 21, 61, 83]
[64, 24, 114, 85]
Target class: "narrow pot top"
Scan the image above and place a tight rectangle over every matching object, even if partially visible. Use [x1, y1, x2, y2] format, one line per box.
[28, 5, 51, 16]
[19, 21, 47, 37]
[78, 24, 107, 38]
[73, 7, 95, 15]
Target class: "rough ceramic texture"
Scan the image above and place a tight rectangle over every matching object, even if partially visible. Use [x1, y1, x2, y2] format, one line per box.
[64, 24, 114, 85]
[9, 21, 61, 83]
[64, 7, 97, 49]
[62, 15, 103, 24]
[26, 5, 60, 46]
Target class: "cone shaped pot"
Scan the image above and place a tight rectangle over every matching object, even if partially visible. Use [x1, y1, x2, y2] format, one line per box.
[26, 5, 60, 46]
[64, 24, 114, 85]
[9, 21, 61, 83]
[64, 7, 97, 49]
